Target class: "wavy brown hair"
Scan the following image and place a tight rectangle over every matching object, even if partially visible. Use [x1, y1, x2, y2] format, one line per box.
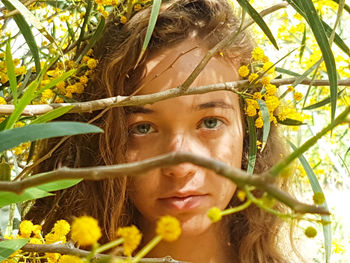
[27, 0, 292, 262]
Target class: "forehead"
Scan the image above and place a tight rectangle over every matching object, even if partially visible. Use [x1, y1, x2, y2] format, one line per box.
[137, 37, 239, 95]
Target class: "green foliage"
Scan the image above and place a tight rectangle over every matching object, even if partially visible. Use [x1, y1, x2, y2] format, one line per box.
[0, 239, 28, 261]
[0, 122, 103, 152]
[0, 0, 349, 261]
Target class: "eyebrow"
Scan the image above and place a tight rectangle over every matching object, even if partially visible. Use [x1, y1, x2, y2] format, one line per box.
[194, 101, 235, 111]
[125, 100, 235, 114]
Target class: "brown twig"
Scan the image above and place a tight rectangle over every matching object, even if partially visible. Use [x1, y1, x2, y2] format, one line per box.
[178, 2, 289, 91]
[0, 238, 186, 263]
[14, 107, 111, 180]
[0, 77, 349, 116]
[0, 152, 329, 215]
[0, 0, 36, 20]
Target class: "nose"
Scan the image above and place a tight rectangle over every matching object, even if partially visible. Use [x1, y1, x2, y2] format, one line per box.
[161, 133, 199, 178]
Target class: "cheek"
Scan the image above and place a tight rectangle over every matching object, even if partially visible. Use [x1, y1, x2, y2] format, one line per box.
[214, 176, 237, 209]
[204, 130, 243, 168]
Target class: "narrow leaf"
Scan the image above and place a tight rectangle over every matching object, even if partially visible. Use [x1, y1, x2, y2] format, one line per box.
[332, 0, 350, 14]
[236, 0, 278, 49]
[31, 106, 74, 124]
[135, 0, 162, 67]
[0, 122, 103, 153]
[36, 178, 82, 192]
[292, 59, 322, 87]
[276, 117, 305, 126]
[75, 0, 94, 58]
[257, 99, 270, 151]
[299, 25, 307, 63]
[6, 0, 56, 45]
[76, 17, 105, 63]
[4, 80, 39, 130]
[247, 117, 257, 174]
[0, 239, 29, 261]
[275, 67, 301, 77]
[294, 0, 338, 120]
[0, 188, 52, 208]
[287, 0, 350, 56]
[38, 68, 77, 93]
[289, 141, 332, 263]
[5, 39, 17, 104]
[303, 89, 344, 110]
[322, 20, 350, 57]
[2, 0, 41, 72]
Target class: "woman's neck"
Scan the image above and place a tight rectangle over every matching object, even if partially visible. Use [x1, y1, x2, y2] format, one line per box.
[140, 222, 234, 263]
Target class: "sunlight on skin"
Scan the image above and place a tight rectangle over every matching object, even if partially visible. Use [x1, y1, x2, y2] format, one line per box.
[126, 37, 243, 263]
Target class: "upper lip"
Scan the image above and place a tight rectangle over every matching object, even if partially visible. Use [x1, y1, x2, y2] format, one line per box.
[159, 191, 207, 199]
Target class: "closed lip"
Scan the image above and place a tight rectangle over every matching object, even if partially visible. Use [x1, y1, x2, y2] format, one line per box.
[159, 191, 207, 199]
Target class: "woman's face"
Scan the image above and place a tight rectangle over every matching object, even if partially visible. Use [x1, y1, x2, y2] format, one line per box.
[126, 38, 243, 237]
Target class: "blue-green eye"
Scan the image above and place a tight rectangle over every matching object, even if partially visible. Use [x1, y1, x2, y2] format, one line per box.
[200, 118, 223, 129]
[130, 123, 155, 135]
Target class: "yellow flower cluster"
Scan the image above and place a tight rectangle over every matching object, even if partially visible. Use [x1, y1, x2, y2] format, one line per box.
[238, 47, 308, 129]
[4, 219, 77, 263]
[0, 96, 6, 104]
[71, 216, 102, 246]
[207, 207, 222, 223]
[58, 255, 84, 263]
[50, 52, 97, 102]
[156, 215, 181, 242]
[0, 55, 27, 84]
[117, 225, 142, 256]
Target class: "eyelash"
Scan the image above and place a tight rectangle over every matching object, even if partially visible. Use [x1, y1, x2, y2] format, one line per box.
[129, 122, 156, 136]
[129, 117, 225, 136]
[197, 117, 224, 130]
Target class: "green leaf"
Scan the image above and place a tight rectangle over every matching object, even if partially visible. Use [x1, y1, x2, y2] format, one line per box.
[17, 67, 33, 96]
[292, 59, 322, 87]
[299, 25, 307, 63]
[0, 162, 11, 181]
[294, 0, 338, 121]
[31, 106, 74, 124]
[37, 68, 77, 93]
[332, 0, 350, 15]
[75, 0, 94, 59]
[5, 39, 18, 104]
[75, 17, 105, 63]
[289, 141, 331, 263]
[236, 0, 278, 49]
[322, 20, 350, 57]
[0, 239, 29, 261]
[4, 57, 59, 130]
[275, 67, 301, 77]
[303, 89, 344, 110]
[66, 20, 75, 40]
[135, 0, 162, 66]
[0, 121, 103, 153]
[276, 117, 305, 126]
[36, 178, 82, 192]
[6, 0, 57, 45]
[2, 0, 41, 72]
[257, 99, 270, 151]
[287, 0, 350, 57]
[0, 188, 52, 208]
[247, 117, 257, 175]
[4, 79, 39, 130]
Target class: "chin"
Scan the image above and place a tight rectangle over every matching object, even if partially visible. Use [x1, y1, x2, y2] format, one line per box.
[177, 213, 214, 237]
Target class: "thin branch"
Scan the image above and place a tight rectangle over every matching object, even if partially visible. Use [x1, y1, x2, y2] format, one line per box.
[0, 77, 349, 116]
[178, 2, 289, 91]
[0, 152, 329, 215]
[0, 238, 186, 263]
[15, 107, 111, 180]
[0, 0, 36, 20]
[269, 106, 350, 177]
